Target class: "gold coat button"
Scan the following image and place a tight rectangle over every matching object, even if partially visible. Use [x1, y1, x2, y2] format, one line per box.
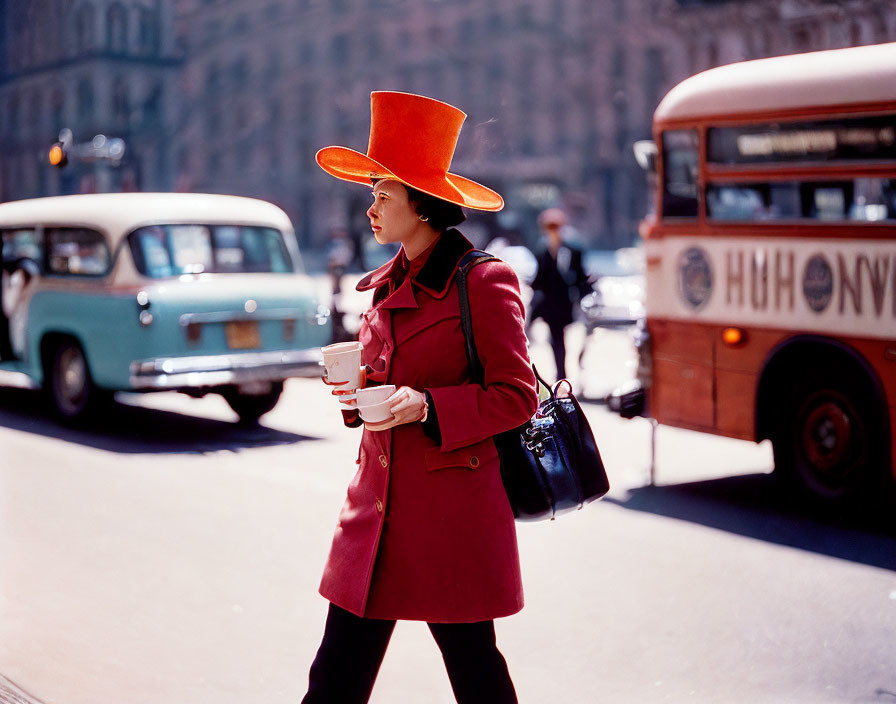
[375, 499, 384, 513]
[378, 454, 388, 468]
[469, 456, 480, 468]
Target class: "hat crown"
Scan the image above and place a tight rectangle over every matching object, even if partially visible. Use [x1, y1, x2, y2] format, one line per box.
[366, 92, 466, 182]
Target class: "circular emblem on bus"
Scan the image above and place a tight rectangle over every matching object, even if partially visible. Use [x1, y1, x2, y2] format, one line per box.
[678, 246, 713, 309]
[802, 254, 833, 313]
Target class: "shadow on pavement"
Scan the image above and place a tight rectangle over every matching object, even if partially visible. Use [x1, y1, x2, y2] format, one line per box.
[0, 387, 319, 454]
[606, 473, 896, 572]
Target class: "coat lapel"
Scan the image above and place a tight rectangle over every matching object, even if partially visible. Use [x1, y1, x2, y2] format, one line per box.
[355, 229, 474, 310]
[411, 229, 474, 299]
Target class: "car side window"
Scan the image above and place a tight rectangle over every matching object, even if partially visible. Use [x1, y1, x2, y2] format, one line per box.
[45, 228, 111, 276]
[1, 228, 43, 273]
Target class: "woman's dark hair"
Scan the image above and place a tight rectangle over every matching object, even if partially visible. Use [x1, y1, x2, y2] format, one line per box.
[405, 185, 466, 231]
[369, 179, 466, 230]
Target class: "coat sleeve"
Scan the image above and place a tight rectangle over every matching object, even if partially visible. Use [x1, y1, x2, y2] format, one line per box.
[425, 260, 538, 452]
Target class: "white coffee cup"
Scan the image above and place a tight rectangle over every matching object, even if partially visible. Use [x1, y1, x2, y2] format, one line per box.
[356, 385, 397, 423]
[321, 341, 363, 406]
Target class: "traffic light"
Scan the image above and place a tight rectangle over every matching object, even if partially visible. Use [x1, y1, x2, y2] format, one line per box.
[49, 141, 68, 168]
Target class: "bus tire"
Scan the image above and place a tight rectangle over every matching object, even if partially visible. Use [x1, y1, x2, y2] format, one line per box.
[771, 363, 884, 504]
[222, 381, 283, 425]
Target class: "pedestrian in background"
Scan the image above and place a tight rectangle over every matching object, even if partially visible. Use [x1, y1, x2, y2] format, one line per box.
[529, 208, 592, 381]
[303, 91, 538, 704]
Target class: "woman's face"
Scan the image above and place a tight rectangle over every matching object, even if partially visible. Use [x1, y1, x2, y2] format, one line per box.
[367, 180, 420, 246]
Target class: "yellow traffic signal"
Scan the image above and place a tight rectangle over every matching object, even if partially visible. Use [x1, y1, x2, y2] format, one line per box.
[49, 142, 68, 167]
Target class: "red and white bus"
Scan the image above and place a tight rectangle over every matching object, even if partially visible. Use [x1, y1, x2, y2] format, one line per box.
[611, 42, 896, 503]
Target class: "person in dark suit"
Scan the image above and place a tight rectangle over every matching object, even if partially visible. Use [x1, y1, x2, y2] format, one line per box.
[529, 208, 592, 381]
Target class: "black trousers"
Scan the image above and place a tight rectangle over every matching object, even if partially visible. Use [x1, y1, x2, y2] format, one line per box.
[547, 318, 568, 381]
[301, 603, 518, 704]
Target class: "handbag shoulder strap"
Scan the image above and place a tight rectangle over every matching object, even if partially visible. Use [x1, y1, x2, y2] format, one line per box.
[455, 250, 549, 396]
[456, 249, 497, 387]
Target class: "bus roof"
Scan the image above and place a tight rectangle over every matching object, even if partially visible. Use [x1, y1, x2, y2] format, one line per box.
[0, 192, 293, 237]
[655, 42, 896, 124]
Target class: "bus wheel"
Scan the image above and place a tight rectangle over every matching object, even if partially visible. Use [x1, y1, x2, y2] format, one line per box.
[47, 339, 103, 421]
[772, 368, 882, 503]
[222, 381, 283, 425]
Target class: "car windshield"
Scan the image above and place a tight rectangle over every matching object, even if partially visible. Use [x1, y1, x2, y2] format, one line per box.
[129, 225, 294, 277]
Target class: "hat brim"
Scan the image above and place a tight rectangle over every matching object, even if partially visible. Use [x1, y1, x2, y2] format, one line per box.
[316, 146, 504, 212]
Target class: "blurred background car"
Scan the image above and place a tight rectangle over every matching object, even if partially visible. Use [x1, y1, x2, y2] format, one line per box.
[0, 193, 331, 423]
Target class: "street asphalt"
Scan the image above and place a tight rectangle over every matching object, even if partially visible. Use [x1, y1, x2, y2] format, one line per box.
[0, 324, 894, 703]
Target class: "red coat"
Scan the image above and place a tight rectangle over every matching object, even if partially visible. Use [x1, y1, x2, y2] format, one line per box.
[319, 229, 538, 623]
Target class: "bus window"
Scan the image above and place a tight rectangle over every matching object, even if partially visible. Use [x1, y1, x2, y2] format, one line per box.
[706, 114, 896, 165]
[661, 129, 699, 218]
[706, 177, 896, 222]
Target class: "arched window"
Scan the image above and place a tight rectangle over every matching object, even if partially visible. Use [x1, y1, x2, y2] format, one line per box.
[106, 3, 128, 53]
[138, 7, 160, 53]
[75, 2, 96, 52]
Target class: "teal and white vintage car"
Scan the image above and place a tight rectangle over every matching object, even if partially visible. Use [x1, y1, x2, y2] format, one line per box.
[0, 193, 330, 422]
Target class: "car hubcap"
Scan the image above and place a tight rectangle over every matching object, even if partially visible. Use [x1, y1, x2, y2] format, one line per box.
[58, 347, 87, 408]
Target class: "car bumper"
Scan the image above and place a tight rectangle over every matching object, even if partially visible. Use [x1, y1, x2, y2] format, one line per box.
[129, 348, 323, 390]
[606, 380, 647, 419]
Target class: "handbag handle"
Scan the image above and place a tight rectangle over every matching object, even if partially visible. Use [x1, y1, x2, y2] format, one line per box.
[457, 249, 552, 400]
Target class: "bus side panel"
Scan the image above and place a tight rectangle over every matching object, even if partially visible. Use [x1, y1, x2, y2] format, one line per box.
[650, 319, 715, 429]
[714, 369, 755, 441]
[715, 326, 791, 441]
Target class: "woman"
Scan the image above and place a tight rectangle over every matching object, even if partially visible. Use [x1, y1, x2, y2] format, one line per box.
[303, 91, 537, 704]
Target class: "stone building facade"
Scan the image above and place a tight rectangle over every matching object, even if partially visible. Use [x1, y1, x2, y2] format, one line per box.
[2, 0, 895, 256]
[0, 0, 181, 200]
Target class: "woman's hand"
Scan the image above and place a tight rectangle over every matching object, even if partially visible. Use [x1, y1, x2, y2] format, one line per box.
[322, 366, 367, 407]
[364, 386, 427, 431]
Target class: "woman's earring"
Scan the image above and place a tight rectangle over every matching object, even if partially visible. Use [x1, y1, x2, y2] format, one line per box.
[419, 215, 429, 222]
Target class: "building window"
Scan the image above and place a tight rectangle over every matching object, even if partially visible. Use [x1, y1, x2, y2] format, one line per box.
[142, 83, 162, 124]
[231, 57, 249, 87]
[106, 3, 128, 52]
[77, 79, 95, 119]
[51, 89, 65, 131]
[112, 77, 129, 123]
[612, 46, 625, 79]
[7, 95, 20, 133]
[138, 7, 160, 53]
[75, 3, 96, 52]
[331, 33, 350, 65]
[298, 43, 315, 66]
[206, 63, 222, 94]
[645, 47, 664, 112]
[27, 92, 42, 135]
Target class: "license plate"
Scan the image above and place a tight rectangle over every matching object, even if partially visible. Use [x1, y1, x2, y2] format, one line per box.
[225, 320, 261, 349]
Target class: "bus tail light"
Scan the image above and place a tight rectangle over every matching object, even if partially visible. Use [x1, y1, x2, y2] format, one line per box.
[722, 327, 746, 347]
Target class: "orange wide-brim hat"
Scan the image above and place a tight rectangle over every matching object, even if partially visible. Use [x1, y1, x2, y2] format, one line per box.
[316, 91, 504, 212]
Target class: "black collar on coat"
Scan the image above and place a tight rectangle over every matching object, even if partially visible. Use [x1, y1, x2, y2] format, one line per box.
[355, 228, 474, 300]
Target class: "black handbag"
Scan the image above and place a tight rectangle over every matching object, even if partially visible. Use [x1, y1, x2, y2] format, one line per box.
[456, 250, 610, 521]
